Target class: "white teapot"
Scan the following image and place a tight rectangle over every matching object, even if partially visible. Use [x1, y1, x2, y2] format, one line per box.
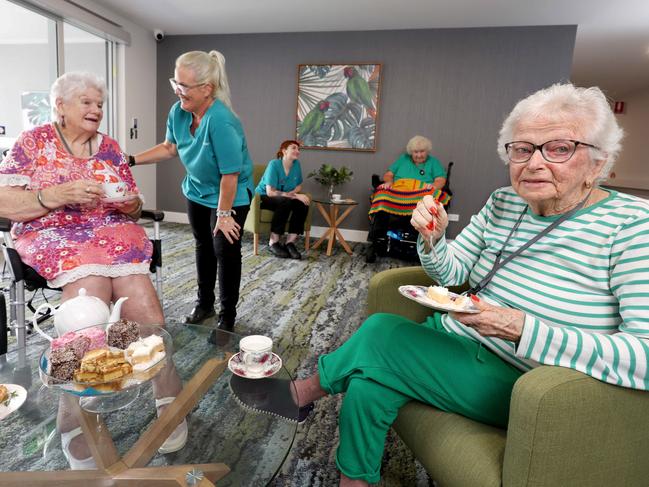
[32, 288, 128, 341]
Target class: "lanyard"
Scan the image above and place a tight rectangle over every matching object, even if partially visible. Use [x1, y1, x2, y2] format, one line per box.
[467, 192, 591, 295]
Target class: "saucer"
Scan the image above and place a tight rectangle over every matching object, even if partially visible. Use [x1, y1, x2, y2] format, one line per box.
[101, 194, 139, 204]
[0, 384, 27, 420]
[228, 352, 282, 379]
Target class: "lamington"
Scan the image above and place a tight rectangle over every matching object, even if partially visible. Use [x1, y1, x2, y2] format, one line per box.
[49, 347, 81, 382]
[107, 319, 140, 349]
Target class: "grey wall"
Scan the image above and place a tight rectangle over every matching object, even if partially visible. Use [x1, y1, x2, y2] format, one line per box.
[155, 26, 576, 237]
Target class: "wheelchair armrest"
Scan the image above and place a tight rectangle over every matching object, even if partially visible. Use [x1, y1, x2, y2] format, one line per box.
[0, 217, 12, 232]
[141, 209, 165, 222]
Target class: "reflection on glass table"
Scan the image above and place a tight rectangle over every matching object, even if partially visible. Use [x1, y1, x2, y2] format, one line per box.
[0, 324, 298, 486]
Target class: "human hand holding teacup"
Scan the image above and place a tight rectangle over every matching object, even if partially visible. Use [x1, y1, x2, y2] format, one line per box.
[239, 335, 273, 373]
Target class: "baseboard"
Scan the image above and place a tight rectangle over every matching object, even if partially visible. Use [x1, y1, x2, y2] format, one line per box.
[310, 226, 368, 243]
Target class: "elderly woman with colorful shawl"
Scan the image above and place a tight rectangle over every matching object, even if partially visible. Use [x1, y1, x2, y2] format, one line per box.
[366, 135, 447, 262]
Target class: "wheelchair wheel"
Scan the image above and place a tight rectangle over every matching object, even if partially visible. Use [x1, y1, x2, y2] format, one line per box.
[0, 292, 7, 355]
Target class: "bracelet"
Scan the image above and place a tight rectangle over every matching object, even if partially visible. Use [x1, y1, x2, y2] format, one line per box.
[128, 155, 136, 167]
[36, 190, 54, 211]
[216, 209, 236, 218]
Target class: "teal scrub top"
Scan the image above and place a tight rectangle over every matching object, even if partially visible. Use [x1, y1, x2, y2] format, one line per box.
[388, 153, 446, 184]
[165, 99, 254, 208]
[255, 158, 303, 196]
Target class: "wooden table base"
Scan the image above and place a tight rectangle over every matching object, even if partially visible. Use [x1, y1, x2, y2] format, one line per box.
[3, 355, 232, 487]
[311, 202, 356, 256]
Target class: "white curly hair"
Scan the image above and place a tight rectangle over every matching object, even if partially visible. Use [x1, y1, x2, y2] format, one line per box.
[497, 83, 624, 182]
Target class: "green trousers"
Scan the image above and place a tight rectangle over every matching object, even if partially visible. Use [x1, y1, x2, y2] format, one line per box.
[318, 312, 523, 484]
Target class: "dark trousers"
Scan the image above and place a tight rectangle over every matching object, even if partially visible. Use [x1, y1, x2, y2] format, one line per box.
[186, 198, 250, 323]
[260, 195, 308, 235]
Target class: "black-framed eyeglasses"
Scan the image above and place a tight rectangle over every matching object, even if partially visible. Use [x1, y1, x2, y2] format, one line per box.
[504, 139, 600, 164]
[169, 78, 206, 95]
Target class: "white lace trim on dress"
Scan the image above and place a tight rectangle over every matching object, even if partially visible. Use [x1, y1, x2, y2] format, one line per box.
[48, 262, 150, 288]
[0, 174, 30, 187]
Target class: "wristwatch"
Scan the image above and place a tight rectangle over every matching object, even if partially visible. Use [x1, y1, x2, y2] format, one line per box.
[128, 155, 136, 167]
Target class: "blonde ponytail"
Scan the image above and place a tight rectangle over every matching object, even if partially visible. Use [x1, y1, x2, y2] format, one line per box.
[175, 50, 234, 110]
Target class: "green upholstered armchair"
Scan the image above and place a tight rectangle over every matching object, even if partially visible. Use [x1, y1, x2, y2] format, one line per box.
[244, 163, 313, 255]
[367, 266, 649, 487]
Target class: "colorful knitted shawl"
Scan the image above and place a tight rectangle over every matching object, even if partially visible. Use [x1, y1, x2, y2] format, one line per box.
[368, 178, 451, 217]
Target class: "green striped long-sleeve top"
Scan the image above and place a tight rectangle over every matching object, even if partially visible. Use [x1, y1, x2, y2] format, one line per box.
[419, 187, 649, 390]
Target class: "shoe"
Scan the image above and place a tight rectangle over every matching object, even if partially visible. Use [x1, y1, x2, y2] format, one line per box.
[285, 242, 302, 260]
[365, 244, 377, 263]
[218, 317, 235, 332]
[269, 242, 290, 258]
[229, 375, 315, 424]
[184, 306, 216, 324]
[156, 397, 189, 454]
[61, 427, 97, 470]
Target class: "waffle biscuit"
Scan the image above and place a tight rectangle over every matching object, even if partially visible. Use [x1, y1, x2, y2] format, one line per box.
[75, 347, 132, 384]
[0, 385, 8, 403]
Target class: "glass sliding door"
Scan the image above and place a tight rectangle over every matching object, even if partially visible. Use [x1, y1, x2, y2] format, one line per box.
[0, 0, 116, 156]
[0, 0, 57, 152]
[63, 22, 113, 134]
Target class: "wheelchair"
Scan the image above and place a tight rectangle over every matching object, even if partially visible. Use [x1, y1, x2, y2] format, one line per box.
[367, 161, 454, 263]
[0, 210, 165, 354]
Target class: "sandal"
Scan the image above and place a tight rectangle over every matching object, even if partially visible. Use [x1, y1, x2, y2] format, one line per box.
[61, 426, 97, 470]
[229, 375, 315, 424]
[156, 397, 189, 454]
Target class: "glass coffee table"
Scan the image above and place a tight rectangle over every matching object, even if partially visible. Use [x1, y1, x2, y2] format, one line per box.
[0, 324, 298, 486]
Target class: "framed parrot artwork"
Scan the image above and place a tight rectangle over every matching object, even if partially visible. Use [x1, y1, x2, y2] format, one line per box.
[296, 63, 382, 151]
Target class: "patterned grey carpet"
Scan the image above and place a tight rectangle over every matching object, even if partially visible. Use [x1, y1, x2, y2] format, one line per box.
[2, 221, 431, 486]
[158, 222, 431, 486]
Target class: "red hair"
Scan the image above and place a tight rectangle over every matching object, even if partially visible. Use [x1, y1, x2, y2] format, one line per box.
[276, 140, 301, 159]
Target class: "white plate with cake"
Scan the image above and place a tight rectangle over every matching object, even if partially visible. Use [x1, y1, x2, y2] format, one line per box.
[38, 320, 171, 397]
[0, 384, 27, 420]
[398, 285, 480, 313]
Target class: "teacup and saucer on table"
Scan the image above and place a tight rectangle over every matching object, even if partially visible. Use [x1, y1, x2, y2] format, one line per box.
[228, 335, 282, 379]
[331, 193, 344, 203]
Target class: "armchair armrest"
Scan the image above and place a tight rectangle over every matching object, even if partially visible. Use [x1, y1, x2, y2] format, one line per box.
[504, 366, 649, 486]
[140, 209, 165, 222]
[367, 266, 434, 322]
[244, 192, 261, 234]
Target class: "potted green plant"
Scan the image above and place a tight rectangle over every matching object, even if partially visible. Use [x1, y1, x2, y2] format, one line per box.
[308, 164, 354, 200]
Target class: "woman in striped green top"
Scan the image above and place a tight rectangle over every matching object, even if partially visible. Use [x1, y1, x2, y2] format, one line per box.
[240, 84, 648, 486]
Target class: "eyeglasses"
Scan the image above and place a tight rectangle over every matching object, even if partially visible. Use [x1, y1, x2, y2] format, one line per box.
[168, 78, 206, 95]
[504, 139, 600, 164]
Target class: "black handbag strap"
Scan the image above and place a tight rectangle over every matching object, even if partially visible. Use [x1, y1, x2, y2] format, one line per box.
[467, 193, 590, 295]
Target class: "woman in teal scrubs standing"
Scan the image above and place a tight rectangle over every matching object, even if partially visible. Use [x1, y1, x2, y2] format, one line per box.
[131, 50, 253, 331]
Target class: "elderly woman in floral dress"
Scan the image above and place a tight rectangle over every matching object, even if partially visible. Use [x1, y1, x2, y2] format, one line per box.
[0, 72, 185, 468]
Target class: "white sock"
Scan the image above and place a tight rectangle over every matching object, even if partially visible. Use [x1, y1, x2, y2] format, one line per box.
[269, 233, 281, 245]
[286, 233, 298, 244]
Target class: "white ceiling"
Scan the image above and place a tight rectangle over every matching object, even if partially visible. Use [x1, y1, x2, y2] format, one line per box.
[92, 0, 649, 98]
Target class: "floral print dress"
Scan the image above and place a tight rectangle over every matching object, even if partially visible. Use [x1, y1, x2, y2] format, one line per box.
[0, 123, 152, 288]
